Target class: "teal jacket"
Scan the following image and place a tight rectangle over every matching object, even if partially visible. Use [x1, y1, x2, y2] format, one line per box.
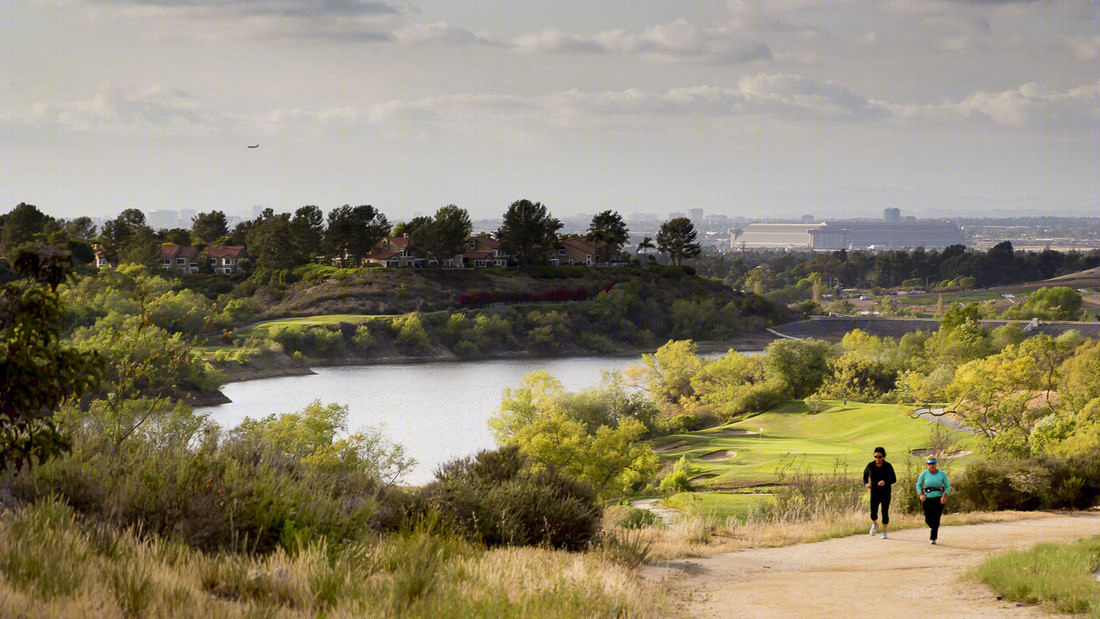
[917, 469, 950, 499]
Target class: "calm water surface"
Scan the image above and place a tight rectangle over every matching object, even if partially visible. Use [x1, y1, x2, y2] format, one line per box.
[195, 356, 652, 485]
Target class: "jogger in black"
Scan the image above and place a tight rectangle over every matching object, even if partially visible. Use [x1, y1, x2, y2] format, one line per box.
[862, 447, 896, 539]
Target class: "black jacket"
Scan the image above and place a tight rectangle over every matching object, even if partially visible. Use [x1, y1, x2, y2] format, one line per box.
[863, 461, 897, 492]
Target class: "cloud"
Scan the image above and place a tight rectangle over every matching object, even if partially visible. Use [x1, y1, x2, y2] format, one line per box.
[512, 19, 772, 64]
[885, 79, 1100, 129]
[393, 21, 501, 46]
[86, 0, 398, 18]
[1064, 34, 1100, 59]
[15, 83, 217, 135]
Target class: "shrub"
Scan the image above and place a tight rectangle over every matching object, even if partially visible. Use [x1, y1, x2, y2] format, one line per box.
[616, 506, 663, 529]
[954, 454, 1100, 511]
[415, 445, 601, 551]
[658, 456, 693, 495]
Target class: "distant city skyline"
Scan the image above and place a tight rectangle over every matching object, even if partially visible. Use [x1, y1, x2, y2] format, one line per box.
[3, 2, 1098, 223]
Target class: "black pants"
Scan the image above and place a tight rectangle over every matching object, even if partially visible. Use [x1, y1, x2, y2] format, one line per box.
[870, 490, 891, 525]
[922, 497, 944, 540]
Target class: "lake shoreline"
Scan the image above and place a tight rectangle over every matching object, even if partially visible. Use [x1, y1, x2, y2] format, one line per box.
[193, 331, 778, 406]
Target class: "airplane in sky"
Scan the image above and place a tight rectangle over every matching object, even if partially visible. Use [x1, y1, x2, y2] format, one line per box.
[247, 144, 259, 148]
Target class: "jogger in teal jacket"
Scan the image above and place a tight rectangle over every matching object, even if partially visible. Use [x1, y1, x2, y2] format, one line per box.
[917, 458, 950, 544]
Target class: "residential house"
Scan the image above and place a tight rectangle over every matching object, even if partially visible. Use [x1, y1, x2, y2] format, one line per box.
[555, 237, 599, 266]
[365, 236, 424, 268]
[204, 245, 248, 275]
[159, 244, 201, 274]
[92, 244, 115, 269]
[461, 235, 509, 268]
[159, 243, 248, 275]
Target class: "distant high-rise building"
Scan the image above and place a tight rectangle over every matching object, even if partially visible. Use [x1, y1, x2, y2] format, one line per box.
[180, 209, 197, 227]
[801, 214, 815, 223]
[883, 207, 901, 223]
[147, 209, 180, 230]
[688, 208, 703, 222]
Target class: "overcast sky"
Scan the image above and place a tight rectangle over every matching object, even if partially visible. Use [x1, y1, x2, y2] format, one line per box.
[3, 1, 1099, 224]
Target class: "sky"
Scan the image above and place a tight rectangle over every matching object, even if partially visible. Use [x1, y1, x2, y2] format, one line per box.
[2, 0, 1099, 225]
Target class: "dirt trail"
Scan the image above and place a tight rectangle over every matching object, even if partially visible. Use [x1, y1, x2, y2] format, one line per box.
[644, 512, 1100, 618]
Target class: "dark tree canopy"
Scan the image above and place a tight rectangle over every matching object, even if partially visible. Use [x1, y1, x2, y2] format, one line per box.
[291, 205, 325, 261]
[656, 217, 702, 266]
[1, 248, 102, 472]
[496, 199, 562, 265]
[326, 204, 390, 264]
[586, 210, 630, 262]
[408, 204, 473, 269]
[63, 216, 98, 242]
[246, 213, 301, 270]
[191, 210, 229, 245]
[2, 203, 54, 257]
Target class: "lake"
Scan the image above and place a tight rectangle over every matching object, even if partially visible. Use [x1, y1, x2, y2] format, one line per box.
[195, 355, 655, 485]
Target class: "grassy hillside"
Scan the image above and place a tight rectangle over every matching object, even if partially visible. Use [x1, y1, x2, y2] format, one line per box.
[650, 400, 978, 488]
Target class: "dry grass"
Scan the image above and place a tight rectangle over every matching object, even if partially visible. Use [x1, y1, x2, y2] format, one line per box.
[0, 499, 669, 618]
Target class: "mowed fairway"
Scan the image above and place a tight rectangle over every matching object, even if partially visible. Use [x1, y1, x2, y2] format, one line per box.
[650, 401, 977, 487]
[237, 314, 380, 337]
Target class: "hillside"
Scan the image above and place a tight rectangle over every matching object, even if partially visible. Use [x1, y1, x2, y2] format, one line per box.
[251, 265, 752, 319]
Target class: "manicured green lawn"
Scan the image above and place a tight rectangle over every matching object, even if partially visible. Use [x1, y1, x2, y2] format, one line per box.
[663, 490, 772, 521]
[649, 400, 977, 487]
[238, 315, 382, 337]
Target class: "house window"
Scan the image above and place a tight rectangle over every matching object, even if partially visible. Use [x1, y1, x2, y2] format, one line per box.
[162, 259, 171, 266]
[558, 249, 566, 255]
[224, 258, 234, 265]
[176, 258, 186, 265]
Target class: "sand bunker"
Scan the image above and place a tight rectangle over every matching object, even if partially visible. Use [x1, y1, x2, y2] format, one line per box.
[720, 429, 758, 435]
[909, 448, 972, 458]
[653, 440, 689, 453]
[699, 450, 736, 461]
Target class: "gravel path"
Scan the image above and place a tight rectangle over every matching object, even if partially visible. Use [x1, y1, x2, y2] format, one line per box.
[644, 512, 1100, 618]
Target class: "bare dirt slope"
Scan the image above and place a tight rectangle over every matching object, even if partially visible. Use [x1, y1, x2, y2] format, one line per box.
[645, 512, 1100, 618]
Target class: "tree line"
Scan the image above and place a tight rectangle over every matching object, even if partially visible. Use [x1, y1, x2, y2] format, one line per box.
[697, 243, 1100, 298]
[0, 200, 704, 273]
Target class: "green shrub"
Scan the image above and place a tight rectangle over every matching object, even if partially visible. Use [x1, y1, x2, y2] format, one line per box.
[658, 456, 693, 494]
[415, 446, 601, 551]
[954, 454, 1100, 511]
[617, 506, 663, 529]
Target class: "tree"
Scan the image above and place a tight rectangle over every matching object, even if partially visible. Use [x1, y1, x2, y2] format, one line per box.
[1002, 287, 1083, 321]
[490, 371, 658, 499]
[291, 205, 325, 262]
[586, 210, 629, 263]
[1, 247, 102, 472]
[637, 236, 655, 261]
[191, 210, 229, 245]
[496, 199, 562, 265]
[246, 213, 302, 270]
[408, 204, 472, 269]
[656, 217, 702, 266]
[762, 338, 834, 399]
[63, 216, 98, 242]
[2, 203, 53, 257]
[101, 208, 155, 263]
[326, 204, 389, 265]
[626, 339, 705, 404]
[947, 344, 1045, 455]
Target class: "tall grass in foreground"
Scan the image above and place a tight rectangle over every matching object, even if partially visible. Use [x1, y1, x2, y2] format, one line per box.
[968, 536, 1100, 618]
[0, 498, 667, 618]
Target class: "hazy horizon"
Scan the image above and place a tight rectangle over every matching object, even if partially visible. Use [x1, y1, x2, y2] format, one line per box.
[4, 2, 1099, 223]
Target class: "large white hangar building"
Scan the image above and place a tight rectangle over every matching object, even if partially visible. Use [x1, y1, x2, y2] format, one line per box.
[731, 210, 964, 251]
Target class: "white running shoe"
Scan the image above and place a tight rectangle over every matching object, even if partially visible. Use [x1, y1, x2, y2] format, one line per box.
[870, 524, 878, 535]
[882, 532, 888, 539]
[930, 539, 936, 545]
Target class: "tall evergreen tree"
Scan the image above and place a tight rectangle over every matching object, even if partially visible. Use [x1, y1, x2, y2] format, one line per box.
[496, 199, 562, 265]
